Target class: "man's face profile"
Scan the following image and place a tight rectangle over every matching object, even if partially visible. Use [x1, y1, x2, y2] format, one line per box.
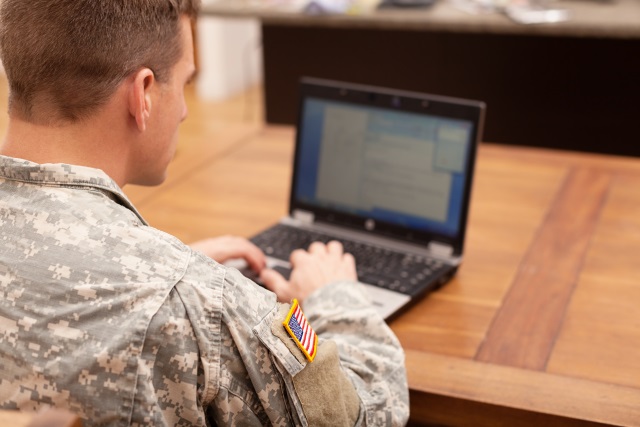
[131, 16, 196, 187]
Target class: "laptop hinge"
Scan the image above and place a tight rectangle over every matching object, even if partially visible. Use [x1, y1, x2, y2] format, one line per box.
[292, 209, 315, 225]
[428, 241, 454, 258]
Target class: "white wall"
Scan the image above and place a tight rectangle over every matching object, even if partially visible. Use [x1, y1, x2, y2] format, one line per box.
[195, 17, 262, 101]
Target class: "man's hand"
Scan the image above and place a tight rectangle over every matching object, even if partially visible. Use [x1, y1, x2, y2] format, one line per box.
[189, 235, 266, 273]
[260, 241, 357, 303]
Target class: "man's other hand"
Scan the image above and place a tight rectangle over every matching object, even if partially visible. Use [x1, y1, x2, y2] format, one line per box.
[189, 235, 266, 273]
[260, 241, 357, 303]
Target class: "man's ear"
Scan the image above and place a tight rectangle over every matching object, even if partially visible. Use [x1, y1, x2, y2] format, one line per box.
[128, 68, 155, 132]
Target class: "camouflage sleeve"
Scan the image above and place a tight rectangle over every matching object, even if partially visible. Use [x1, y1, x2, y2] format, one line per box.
[210, 266, 304, 426]
[302, 281, 410, 426]
[205, 262, 408, 426]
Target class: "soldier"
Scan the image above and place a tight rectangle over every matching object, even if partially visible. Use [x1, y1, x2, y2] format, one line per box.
[0, 0, 409, 425]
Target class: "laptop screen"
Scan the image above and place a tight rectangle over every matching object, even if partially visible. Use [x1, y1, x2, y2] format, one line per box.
[290, 78, 484, 253]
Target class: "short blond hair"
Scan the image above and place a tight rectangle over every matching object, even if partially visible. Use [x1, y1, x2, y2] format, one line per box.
[0, 0, 200, 124]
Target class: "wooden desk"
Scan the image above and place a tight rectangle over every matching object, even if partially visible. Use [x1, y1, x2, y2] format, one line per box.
[201, 0, 640, 156]
[125, 126, 640, 426]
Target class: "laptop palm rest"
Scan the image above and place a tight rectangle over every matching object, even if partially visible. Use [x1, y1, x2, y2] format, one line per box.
[226, 257, 411, 319]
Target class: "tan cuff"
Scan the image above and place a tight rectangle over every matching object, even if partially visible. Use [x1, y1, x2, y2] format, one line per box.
[293, 340, 361, 426]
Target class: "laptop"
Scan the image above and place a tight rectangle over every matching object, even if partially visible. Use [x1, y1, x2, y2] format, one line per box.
[241, 77, 485, 320]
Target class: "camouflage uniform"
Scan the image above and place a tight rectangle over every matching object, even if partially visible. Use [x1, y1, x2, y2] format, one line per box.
[0, 155, 409, 426]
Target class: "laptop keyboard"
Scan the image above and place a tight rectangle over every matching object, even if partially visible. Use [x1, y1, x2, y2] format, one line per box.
[250, 224, 451, 296]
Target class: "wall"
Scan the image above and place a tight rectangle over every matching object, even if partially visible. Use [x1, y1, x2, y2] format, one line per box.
[195, 16, 262, 101]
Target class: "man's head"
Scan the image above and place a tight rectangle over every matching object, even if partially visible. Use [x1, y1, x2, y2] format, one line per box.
[0, 0, 200, 125]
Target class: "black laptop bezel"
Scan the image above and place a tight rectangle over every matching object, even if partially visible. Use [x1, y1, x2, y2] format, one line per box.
[289, 77, 485, 256]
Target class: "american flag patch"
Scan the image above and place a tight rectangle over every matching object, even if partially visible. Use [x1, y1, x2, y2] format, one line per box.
[283, 299, 318, 363]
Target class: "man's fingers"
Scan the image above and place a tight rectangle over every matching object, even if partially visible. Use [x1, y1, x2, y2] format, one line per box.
[260, 268, 290, 302]
[189, 236, 266, 271]
[326, 240, 344, 256]
[308, 241, 327, 255]
[343, 252, 358, 278]
[220, 237, 266, 270]
[240, 241, 267, 272]
[290, 248, 309, 266]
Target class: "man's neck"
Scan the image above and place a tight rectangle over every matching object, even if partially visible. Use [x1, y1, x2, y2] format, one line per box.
[1, 109, 131, 187]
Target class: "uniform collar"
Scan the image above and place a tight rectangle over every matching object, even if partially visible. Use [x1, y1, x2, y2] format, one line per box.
[0, 154, 148, 225]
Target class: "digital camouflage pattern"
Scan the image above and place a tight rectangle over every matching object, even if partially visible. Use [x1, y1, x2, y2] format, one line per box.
[0, 155, 409, 426]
